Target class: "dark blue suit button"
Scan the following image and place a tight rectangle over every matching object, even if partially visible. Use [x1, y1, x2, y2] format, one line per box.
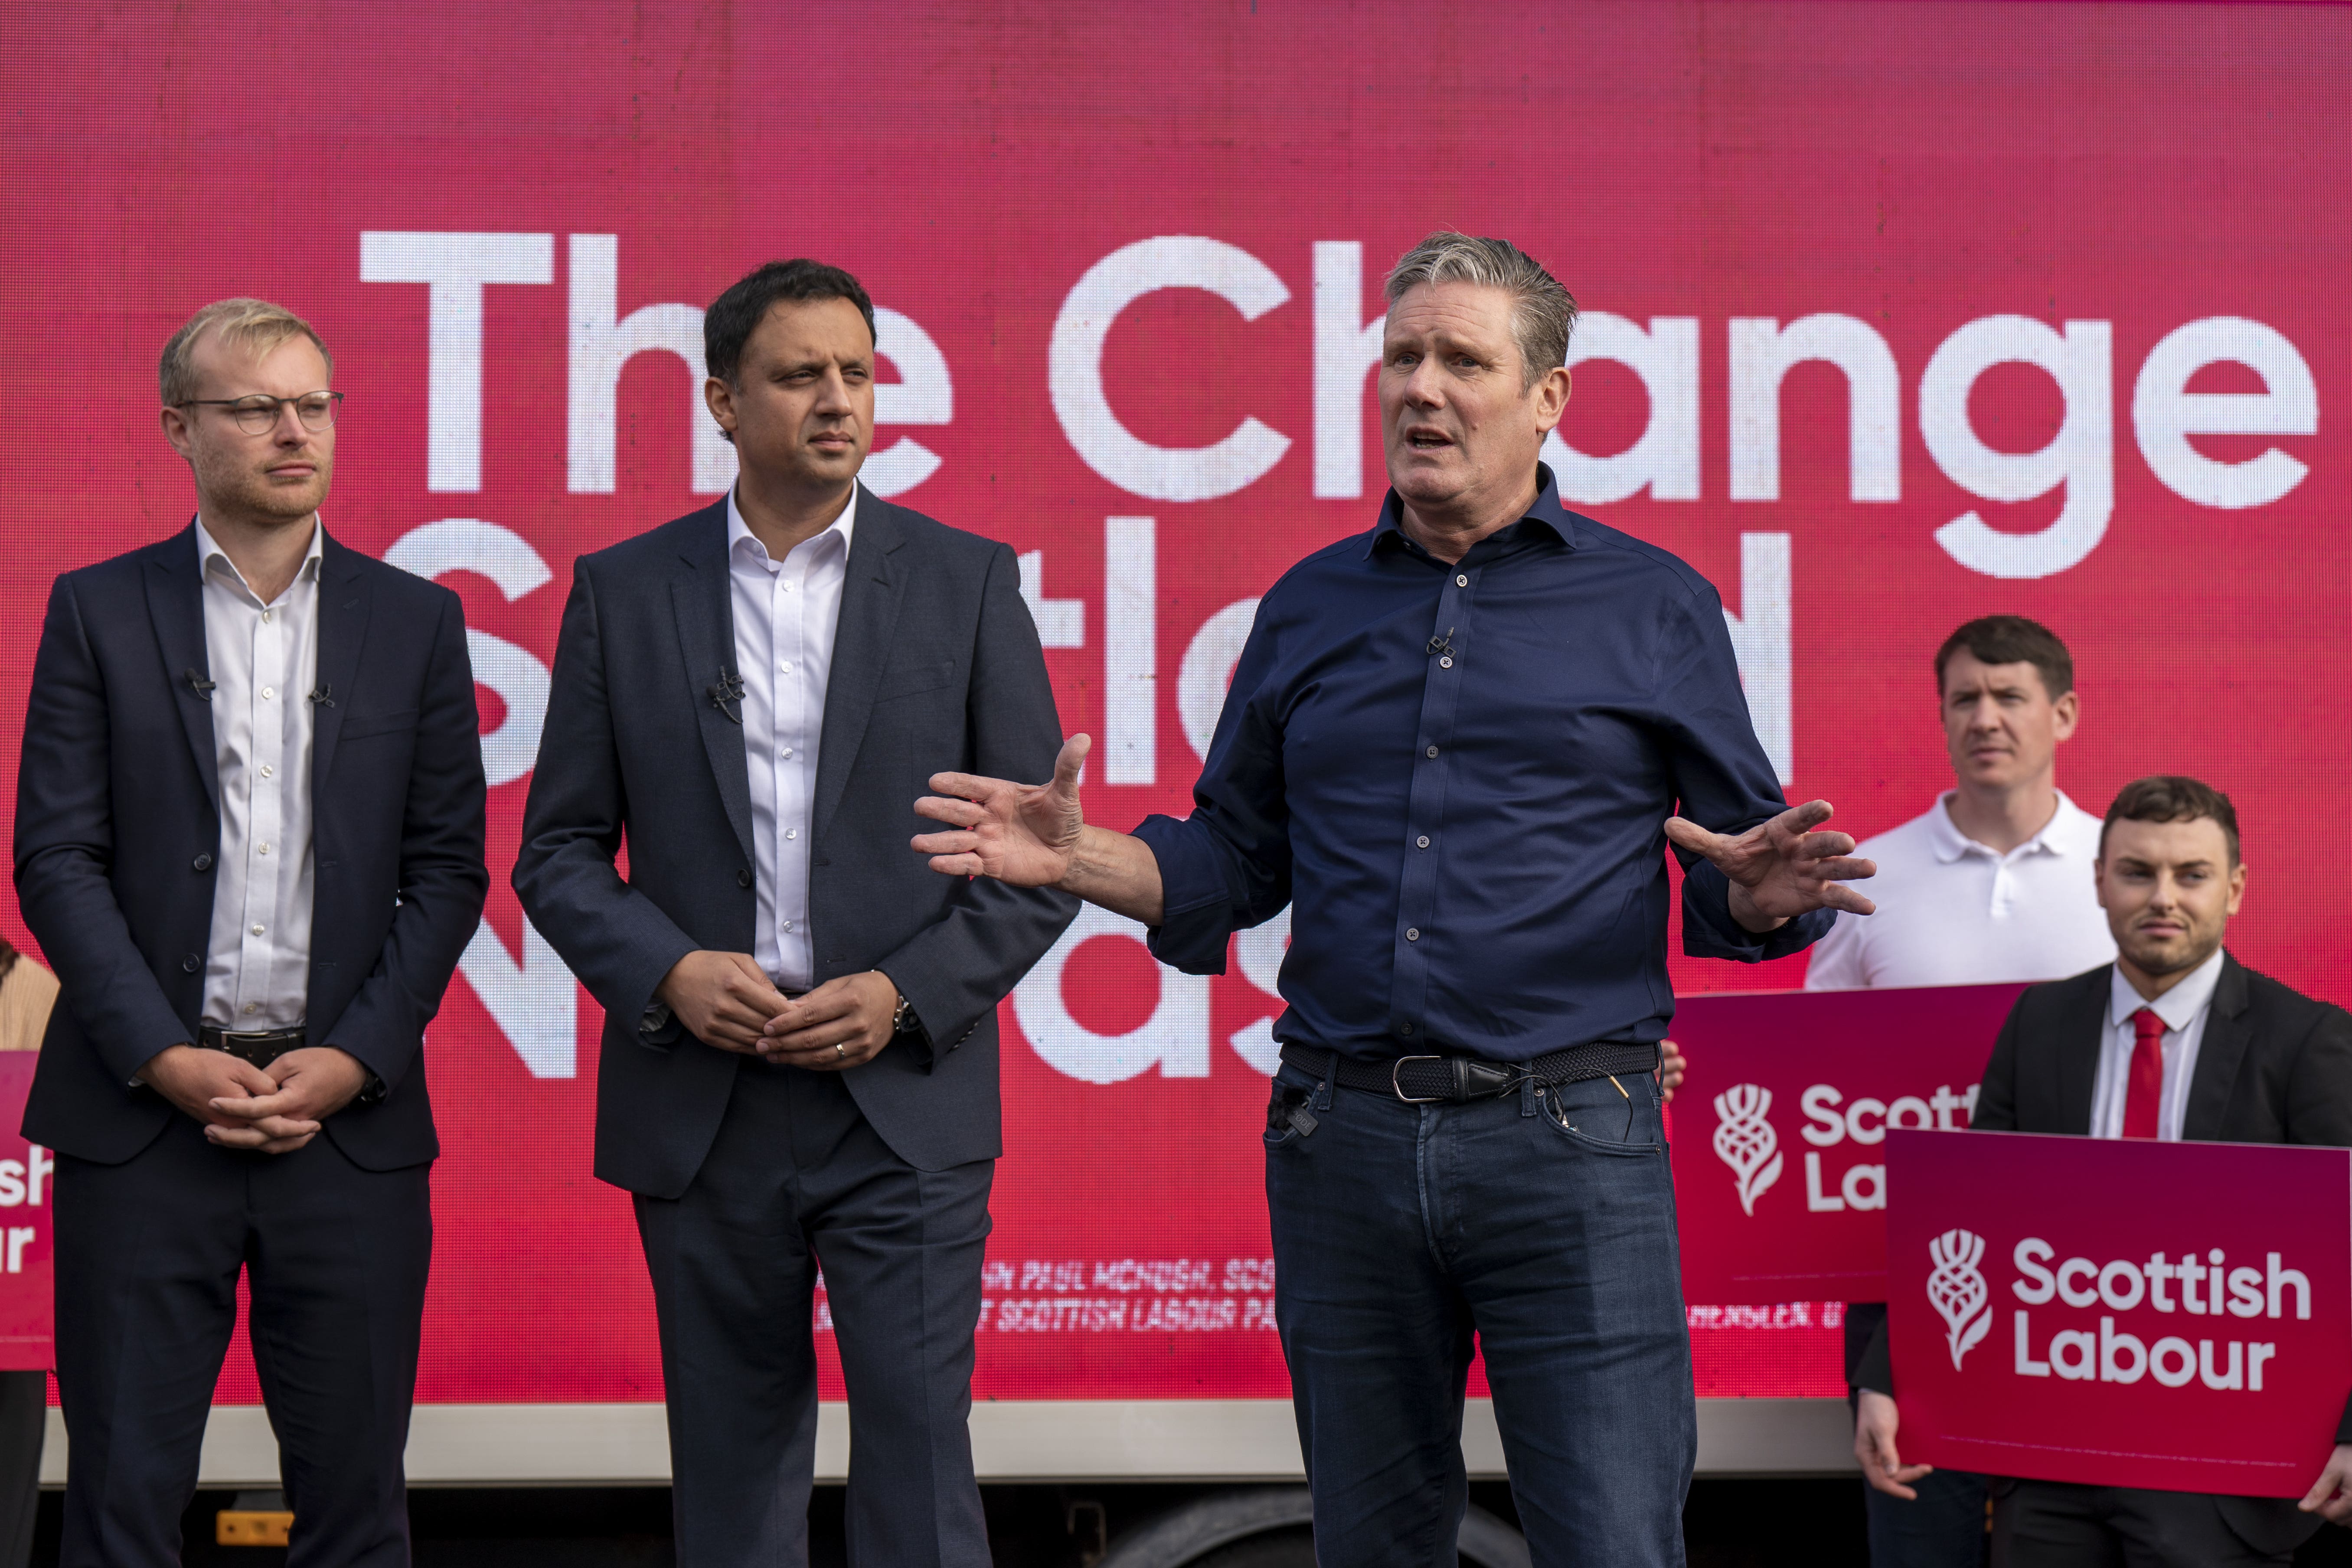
[181, 954, 199, 973]
[193, 853, 213, 871]
[736, 868, 752, 888]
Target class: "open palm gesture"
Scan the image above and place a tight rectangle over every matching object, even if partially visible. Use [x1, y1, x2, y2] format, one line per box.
[913, 734, 1092, 887]
[1663, 799, 1877, 927]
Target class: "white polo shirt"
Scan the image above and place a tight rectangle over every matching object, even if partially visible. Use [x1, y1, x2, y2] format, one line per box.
[1803, 791, 2117, 991]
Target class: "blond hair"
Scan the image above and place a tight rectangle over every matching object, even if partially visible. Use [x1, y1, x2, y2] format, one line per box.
[159, 298, 332, 406]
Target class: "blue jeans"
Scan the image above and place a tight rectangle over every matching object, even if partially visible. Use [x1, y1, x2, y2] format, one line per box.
[1264, 1058, 1694, 1568]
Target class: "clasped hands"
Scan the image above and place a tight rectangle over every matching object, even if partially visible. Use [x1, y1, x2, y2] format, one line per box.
[137, 1043, 370, 1155]
[656, 951, 897, 1070]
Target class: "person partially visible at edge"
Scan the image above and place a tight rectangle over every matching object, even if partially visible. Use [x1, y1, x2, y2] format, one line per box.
[15, 298, 488, 1568]
[1855, 776, 2352, 1566]
[908, 231, 1878, 1567]
[0, 937, 55, 1568]
[512, 259, 1075, 1568]
[1814, 615, 2117, 1568]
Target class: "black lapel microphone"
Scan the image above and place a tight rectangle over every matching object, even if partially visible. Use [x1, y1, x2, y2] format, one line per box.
[308, 684, 334, 708]
[708, 667, 745, 725]
[1425, 628, 1456, 659]
[183, 668, 216, 701]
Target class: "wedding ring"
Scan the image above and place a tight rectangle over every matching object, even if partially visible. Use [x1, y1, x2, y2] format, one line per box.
[836, 1042, 846, 1059]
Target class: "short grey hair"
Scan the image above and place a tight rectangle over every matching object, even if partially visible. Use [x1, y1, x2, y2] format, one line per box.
[1383, 232, 1578, 389]
[160, 298, 332, 406]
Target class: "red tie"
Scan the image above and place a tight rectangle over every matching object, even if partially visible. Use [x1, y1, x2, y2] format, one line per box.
[2123, 1007, 2166, 1140]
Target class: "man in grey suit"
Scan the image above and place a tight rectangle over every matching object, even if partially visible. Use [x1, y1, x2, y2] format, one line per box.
[514, 259, 1075, 1568]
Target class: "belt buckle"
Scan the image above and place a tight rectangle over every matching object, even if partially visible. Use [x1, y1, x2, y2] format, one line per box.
[1391, 1055, 1445, 1104]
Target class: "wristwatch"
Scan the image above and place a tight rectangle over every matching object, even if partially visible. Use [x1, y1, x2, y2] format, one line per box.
[891, 989, 928, 1045]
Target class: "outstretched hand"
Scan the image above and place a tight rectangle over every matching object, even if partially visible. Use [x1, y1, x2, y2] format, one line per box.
[913, 734, 1091, 887]
[1663, 799, 1877, 932]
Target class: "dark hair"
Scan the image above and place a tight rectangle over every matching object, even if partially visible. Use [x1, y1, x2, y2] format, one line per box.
[703, 259, 876, 386]
[2100, 775, 2241, 866]
[1934, 614, 2074, 701]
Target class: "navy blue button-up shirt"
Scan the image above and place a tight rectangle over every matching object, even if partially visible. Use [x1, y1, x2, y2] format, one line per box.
[1133, 466, 1831, 1064]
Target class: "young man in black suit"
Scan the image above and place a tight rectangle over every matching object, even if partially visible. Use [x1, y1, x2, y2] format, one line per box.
[1854, 775, 2352, 1565]
[15, 299, 488, 1567]
[513, 261, 1074, 1568]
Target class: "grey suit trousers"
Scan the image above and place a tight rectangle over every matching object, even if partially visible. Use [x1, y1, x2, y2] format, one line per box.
[634, 1058, 993, 1568]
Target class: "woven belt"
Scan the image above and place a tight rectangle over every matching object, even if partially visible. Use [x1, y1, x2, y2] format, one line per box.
[1279, 1039, 1661, 1104]
[197, 1026, 305, 1069]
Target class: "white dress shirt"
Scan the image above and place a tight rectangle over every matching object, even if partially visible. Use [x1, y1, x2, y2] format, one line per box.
[1804, 790, 2116, 991]
[2087, 946, 2225, 1141]
[728, 487, 854, 991]
[196, 518, 323, 1030]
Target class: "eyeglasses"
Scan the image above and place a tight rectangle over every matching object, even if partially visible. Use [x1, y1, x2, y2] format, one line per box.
[175, 391, 342, 435]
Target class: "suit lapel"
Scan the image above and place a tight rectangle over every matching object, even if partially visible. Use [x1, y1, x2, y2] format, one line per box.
[813, 488, 907, 845]
[670, 503, 756, 865]
[2054, 966, 2111, 1134]
[2182, 951, 2252, 1142]
[143, 525, 221, 811]
[309, 533, 371, 791]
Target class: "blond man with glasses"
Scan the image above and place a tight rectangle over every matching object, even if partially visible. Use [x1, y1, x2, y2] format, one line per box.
[16, 299, 487, 1567]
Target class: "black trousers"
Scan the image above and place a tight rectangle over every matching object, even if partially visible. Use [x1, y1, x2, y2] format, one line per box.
[0, 1369, 42, 1568]
[634, 1061, 993, 1568]
[53, 1114, 431, 1568]
[1990, 1478, 2313, 1567]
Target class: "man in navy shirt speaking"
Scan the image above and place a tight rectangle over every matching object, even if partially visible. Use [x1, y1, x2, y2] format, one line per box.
[914, 232, 1876, 1565]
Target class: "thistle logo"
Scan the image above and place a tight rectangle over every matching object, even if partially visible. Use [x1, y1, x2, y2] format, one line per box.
[1928, 1228, 1993, 1370]
[1712, 1084, 1783, 1216]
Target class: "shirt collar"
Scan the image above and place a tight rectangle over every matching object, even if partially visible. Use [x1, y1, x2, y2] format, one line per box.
[728, 484, 857, 570]
[2109, 944, 2228, 1033]
[1927, 789, 2089, 864]
[1366, 462, 1577, 560]
[192, 516, 323, 604]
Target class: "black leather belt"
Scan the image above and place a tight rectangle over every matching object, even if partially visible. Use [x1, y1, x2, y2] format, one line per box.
[1279, 1039, 1661, 1104]
[197, 1026, 305, 1069]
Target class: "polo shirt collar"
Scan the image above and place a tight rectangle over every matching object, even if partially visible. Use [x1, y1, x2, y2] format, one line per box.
[1927, 789, 2091, 865]
[1367, 462, 1577, 559]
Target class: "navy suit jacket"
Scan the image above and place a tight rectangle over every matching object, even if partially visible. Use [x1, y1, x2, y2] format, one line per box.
[513, 490, 1076, 1196]
[15, 526, 489, 1169]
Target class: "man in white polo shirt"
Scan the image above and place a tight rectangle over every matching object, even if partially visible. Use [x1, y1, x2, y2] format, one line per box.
[1806, 615, 2114, 993]
[1828, 614, 2116, 1568]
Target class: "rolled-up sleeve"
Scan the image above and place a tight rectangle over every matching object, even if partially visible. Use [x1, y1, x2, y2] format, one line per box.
[1131, 604, 1293, 976]
[1653, 581, 1835, 964]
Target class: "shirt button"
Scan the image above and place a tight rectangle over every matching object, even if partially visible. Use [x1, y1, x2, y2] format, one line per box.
[1400, 1022, 1415, 1036]
[251, 924, 265, 937]
[242, 1003, 259, 1016]
[1416, 836, 1430, 849]
[786, 829, 798, 840]
[1426, 745, 1439, 758]
[781, 661, 794, 674]
[1456, 575, 1468, 587]
[781, 747, 794, 759]
[1406, 928, 1420, 941]
[1439, 656, 1453, 669]
[258, 843, 271, 855]
[782, 919, 796, 933]
[261, 686, 275, 700]
[260, 764, 274, 778]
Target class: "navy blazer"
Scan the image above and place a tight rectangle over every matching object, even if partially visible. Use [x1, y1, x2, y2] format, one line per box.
[14, 526, 489, 1169]
[513, 491, 1076, 1195]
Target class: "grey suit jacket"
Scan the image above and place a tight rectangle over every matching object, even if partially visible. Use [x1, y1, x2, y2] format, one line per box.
[513, 490, 1077, 1194]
